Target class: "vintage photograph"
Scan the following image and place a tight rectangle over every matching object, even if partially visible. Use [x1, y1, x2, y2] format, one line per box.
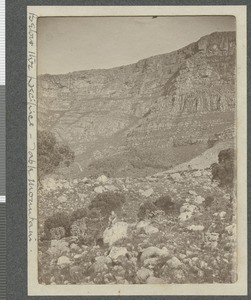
[27, 6, 247, 296]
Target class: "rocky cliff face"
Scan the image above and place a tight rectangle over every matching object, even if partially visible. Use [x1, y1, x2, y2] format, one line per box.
[38, 31, 236, 177]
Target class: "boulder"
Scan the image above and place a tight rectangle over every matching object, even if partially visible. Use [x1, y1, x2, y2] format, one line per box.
[103, 222, 128, 246]
[144, 225, 159, 235]
[136, 268, 153, 282]
[104, 185, 118, 192]
[166, 256, 183, 269]
[57, 256, 71, 267]
[140, 246, 170, 261]
[139, 188, 154, 197]
[95, 256, 112, 265]
[194, 196, 205, 204]
[143, 257, 159, 267]
[108, 246, 128, 260]
[97, 175, 108, 184]
[187, 225, 204, 231]
[58, 195, 67, 203]
[146, 276, 165, 284]
[170, 173, 182, 182]
[94, 186, 106, 194]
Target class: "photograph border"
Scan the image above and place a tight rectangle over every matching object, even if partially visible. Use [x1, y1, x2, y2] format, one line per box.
[27, 5, 247, 297]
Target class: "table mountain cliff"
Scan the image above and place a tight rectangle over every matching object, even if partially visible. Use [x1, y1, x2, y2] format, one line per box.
[38, 31, 236, 178]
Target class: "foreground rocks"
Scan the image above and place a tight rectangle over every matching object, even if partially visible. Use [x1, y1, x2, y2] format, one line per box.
[38, 168, 237, 285]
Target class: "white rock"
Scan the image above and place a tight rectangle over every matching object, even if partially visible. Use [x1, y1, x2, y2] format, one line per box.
[225, 224, 236, 235]
[70, 243, 79, 250]
[103, 222, 128, 246]
[188, 190, 197, 196]
[194, 196, 205, 204]
[58, 195, 67, 203]
[82, 177, 89, 183]
[193, 171, 202, 177]
[179, 203, 198, 214]
[187, 225, 204, 231]
[95, 256, 112, 264]
[50, 240, 69, 253]
[42, 178, 57, 191]
[141, 246, 170, 261]
[136, 268, 153, 282]
[139, 188, 154, 197]
[166, 257, 182, 269]
[97, 175, 108, 184]
[109, 246, 128, 260]
[179, 212, 193, 221]
[219, 211, 226, 218]
[170, 173, 182, 182]
[146, 276, 165, 284]
[143, 257, 159, 267]
[144, 225, 159, 235]
[137, 220, 151, 229]
[205, 232, 219, 241]
[74, 254, 83, 259]
[94, 186, 106, 194]
[104, 185, 118, 192]
[57, 256, 71, 267]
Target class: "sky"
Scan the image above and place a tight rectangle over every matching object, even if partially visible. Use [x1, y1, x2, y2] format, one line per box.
[37, 16, 235, 75]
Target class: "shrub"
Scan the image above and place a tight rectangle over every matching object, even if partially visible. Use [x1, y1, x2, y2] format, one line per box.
[204, 196, 215, 207]
[210, 148, 235, 186]
[137, 200, 158, 220]
[44, 212, 72, 239]
[71, 207, 89, 222]
[88, 192, 126, 217]
[154, 194, 174, 213]
[38, 130, 75, 179]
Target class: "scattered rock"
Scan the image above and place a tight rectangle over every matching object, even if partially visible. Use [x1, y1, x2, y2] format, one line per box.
[187, 225, 204, 231]
[194, 196, 205, 204]
[173, 269, 186, 282]
[141, 246, 170, 261]
[103, 222, 128, 246]
[188, 190, 197, 196]
[109, 246, 128, 260]
[166, 256, 183, 269]
[180, 203, 198, 214]
[48, 240, 69, 256]
[91, 262, 108, 273]
[137, 220, 151, 229]
[139, 188, 154, 197]
[104, 185, 118, 192]
[193, 170, 202, 177]
[170, 173, 182, 182]
[178, 211, 193, 222]
[58, 195, 67, 203]
[97, 175, 108, 184]
[94, 186, 106, 194]
[225, 224, 236, 235]
[57, 256, 71, 267]
[70, 243, 80, 251]
[144, 225, 159, 235]
[82, 177, 89, 183]
[136, 268, 153, 282]
[74, 254, 83, 259]
[95, 256, 112, 265]
[143, 257, 159, 267]
[146, 276, 165, 284]
[219, 211, 226, 219]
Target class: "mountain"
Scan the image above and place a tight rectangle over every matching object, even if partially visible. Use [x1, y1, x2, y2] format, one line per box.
[38, 31, 236, 178]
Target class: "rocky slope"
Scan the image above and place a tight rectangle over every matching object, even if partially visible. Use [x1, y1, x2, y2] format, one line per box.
[38, 166, 237, 285]
[38, 31, 236, 177]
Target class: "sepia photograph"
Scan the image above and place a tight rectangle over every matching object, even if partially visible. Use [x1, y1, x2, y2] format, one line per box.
[27, 5, 247, 296]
